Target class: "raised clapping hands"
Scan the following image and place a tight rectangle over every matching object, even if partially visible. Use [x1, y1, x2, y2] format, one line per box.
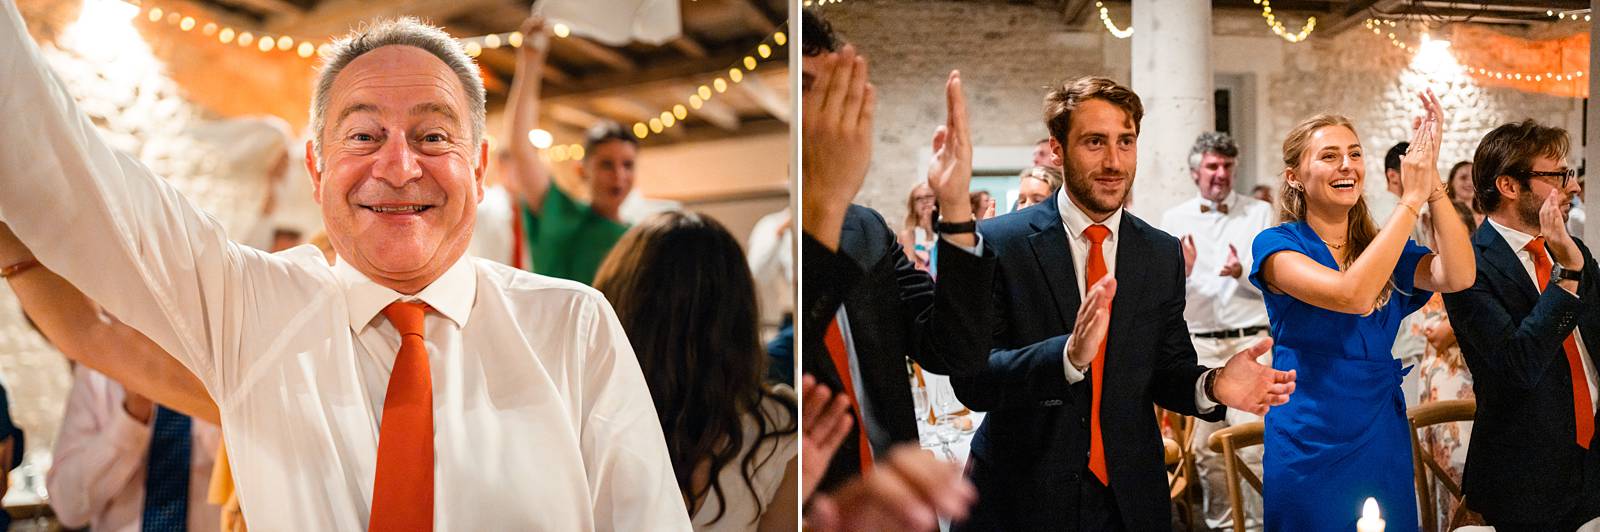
[927, 71, 975, 221]
[1213, 338, 1297, 416]
[1399, 89, 1445, 208]
[1541, 188, 1584, 270]
[800, 45, 876, 251]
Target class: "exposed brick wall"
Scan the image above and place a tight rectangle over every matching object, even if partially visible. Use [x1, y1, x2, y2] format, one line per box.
[818, 1, 1583, 229]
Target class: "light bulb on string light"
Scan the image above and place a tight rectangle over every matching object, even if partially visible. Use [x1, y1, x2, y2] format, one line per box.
[219, 27, 235, 43]
[527, 129, 553, 149]
[633, 123, 649, 139]
[649, 118, 664, 133]
[730, 68, 744, 83]
[258, 36, 274, 52]
[661, 111, 675, 128]
[277, 35, 294, 51]
[713, 78, 728, 93]
[1093, 1, 1132, 39]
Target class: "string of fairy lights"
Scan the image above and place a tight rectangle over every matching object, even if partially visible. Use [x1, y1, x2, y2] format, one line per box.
[1093, 0, 1313, 42]
[114, 0, 788, 155]
[1361, 18, 1585, 86]
[548, 28, 789, 161]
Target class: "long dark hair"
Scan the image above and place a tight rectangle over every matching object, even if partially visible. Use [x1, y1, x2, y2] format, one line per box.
[592, 211, 796, 524]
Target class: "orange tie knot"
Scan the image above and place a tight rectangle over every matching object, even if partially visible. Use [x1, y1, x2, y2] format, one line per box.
[1084, 224, 1111, 245]
[381, 301, 429, 338]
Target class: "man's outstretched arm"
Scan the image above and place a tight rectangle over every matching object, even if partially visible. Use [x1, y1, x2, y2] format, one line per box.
[1, 225, 219, 423]
[0, 1, 270, 399]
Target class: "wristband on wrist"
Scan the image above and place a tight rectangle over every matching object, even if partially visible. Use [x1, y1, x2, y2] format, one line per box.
[0, 259, 39, 279]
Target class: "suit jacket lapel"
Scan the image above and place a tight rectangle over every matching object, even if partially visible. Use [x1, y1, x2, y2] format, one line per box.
[1105, 216, 1152, 365]
[1474, 221, 1539, 303]
[1029, 195, 1080, 330]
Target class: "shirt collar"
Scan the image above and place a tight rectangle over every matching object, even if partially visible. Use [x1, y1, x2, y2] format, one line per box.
[335, 254, 477, 333]
[1487, 216, 1538, 256]
[1057, 185, 1123, 241]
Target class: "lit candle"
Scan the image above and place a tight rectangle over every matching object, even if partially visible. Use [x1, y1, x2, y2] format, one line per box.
[1356, 497, 1385, 532]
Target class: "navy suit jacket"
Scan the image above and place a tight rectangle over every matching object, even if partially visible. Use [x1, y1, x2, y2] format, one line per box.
[952, 194, 1222, 531]
[800, 204, 996, 492]
[1441, 221, 1600, 525]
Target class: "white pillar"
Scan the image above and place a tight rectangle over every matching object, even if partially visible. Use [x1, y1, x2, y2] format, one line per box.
[1129, 0, 1214, 221]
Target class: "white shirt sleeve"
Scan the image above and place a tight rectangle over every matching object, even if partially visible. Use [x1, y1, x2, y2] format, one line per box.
[1195, 369, 1218, 413]
[45, 367, 151, 529]
[575, 293, 693, 531]
[1061, 340, 1088, 384]
[0, 2, 299, 400]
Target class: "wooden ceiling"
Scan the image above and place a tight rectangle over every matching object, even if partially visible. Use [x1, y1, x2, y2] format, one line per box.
[188, 0, 791, 145]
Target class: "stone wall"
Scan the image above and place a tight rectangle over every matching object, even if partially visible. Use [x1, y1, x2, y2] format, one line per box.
[818, 1, 1585, 228]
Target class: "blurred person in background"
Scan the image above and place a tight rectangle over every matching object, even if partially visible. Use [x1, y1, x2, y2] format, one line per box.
[594, 211, 798, 531]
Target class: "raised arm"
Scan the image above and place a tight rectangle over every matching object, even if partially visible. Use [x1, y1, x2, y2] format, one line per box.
[505, 16, 554, 212]
[0, 225, 219, 423]
[1415, 90, 1475, 294]
[1259, 91, 1444, 314]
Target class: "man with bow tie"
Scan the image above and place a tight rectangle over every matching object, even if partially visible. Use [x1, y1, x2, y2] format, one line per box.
[1156, 131, 1276, 531]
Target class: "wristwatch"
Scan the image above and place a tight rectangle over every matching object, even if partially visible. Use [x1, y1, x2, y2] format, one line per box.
[1553, 262, 1584, 283]
[934, 209, 977, 234]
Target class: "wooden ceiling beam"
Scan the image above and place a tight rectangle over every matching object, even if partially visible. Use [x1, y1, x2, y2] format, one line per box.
[264, 0, 506, 38]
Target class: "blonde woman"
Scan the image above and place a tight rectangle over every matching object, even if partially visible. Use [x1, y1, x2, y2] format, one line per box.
[1249, 91, 1476, 531]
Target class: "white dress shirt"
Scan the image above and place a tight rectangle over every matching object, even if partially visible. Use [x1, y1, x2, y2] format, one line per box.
[0, 5, 690, 530]
[1054, 188, 1217, 412]
[691, 391, 797, 532]
[1487, 218, 1599, 414]
[47, 366, 222, 532]
[1157, 192, 1274, 333]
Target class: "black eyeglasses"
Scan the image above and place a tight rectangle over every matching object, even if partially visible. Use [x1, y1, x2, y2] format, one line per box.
[1523, 168, 1577, 187]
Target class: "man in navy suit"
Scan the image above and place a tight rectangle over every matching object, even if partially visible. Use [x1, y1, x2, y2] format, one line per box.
[950, 77, 1296, 531]
[1442, 120, 1600, 531]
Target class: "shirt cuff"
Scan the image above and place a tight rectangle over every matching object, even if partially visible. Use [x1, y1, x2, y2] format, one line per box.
[1195, 368, 1219, 414]
[1062, 340, 1087, 384]
[940, 233, 984, 255]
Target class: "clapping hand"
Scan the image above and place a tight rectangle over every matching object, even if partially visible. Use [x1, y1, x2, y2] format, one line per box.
[806, 446, 975, 532]
[800, 45, 877, 251]
[1541, 189, 1584, 271]
[1065, 276, 1117, 369]
[801, 375, 855, 500]
[1219, 244, 1242, 279]
[1213, 338, 1296, 416]
[1399, 89, 1445, 207]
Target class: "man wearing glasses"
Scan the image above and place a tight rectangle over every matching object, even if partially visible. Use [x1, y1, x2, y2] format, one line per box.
[1442, 120, 1600, 531]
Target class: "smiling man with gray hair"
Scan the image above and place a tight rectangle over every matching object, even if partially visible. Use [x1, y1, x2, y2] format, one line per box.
[0, 5, 687, 530]
[1156, 130, 1276, 530]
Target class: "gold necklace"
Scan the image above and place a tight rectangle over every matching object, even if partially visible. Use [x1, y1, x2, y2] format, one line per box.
[1322, 238, 1346, 250]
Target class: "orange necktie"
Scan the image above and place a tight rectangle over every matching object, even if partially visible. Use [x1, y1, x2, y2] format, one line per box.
[1526, 237, 1595, 449]
[369, 302, 435, 531]
[823, 317, 873, 473]
[1083, 224, 1113, 485]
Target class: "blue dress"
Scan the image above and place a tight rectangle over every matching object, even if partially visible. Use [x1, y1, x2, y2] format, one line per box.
[1248, 221, 1432, 532]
